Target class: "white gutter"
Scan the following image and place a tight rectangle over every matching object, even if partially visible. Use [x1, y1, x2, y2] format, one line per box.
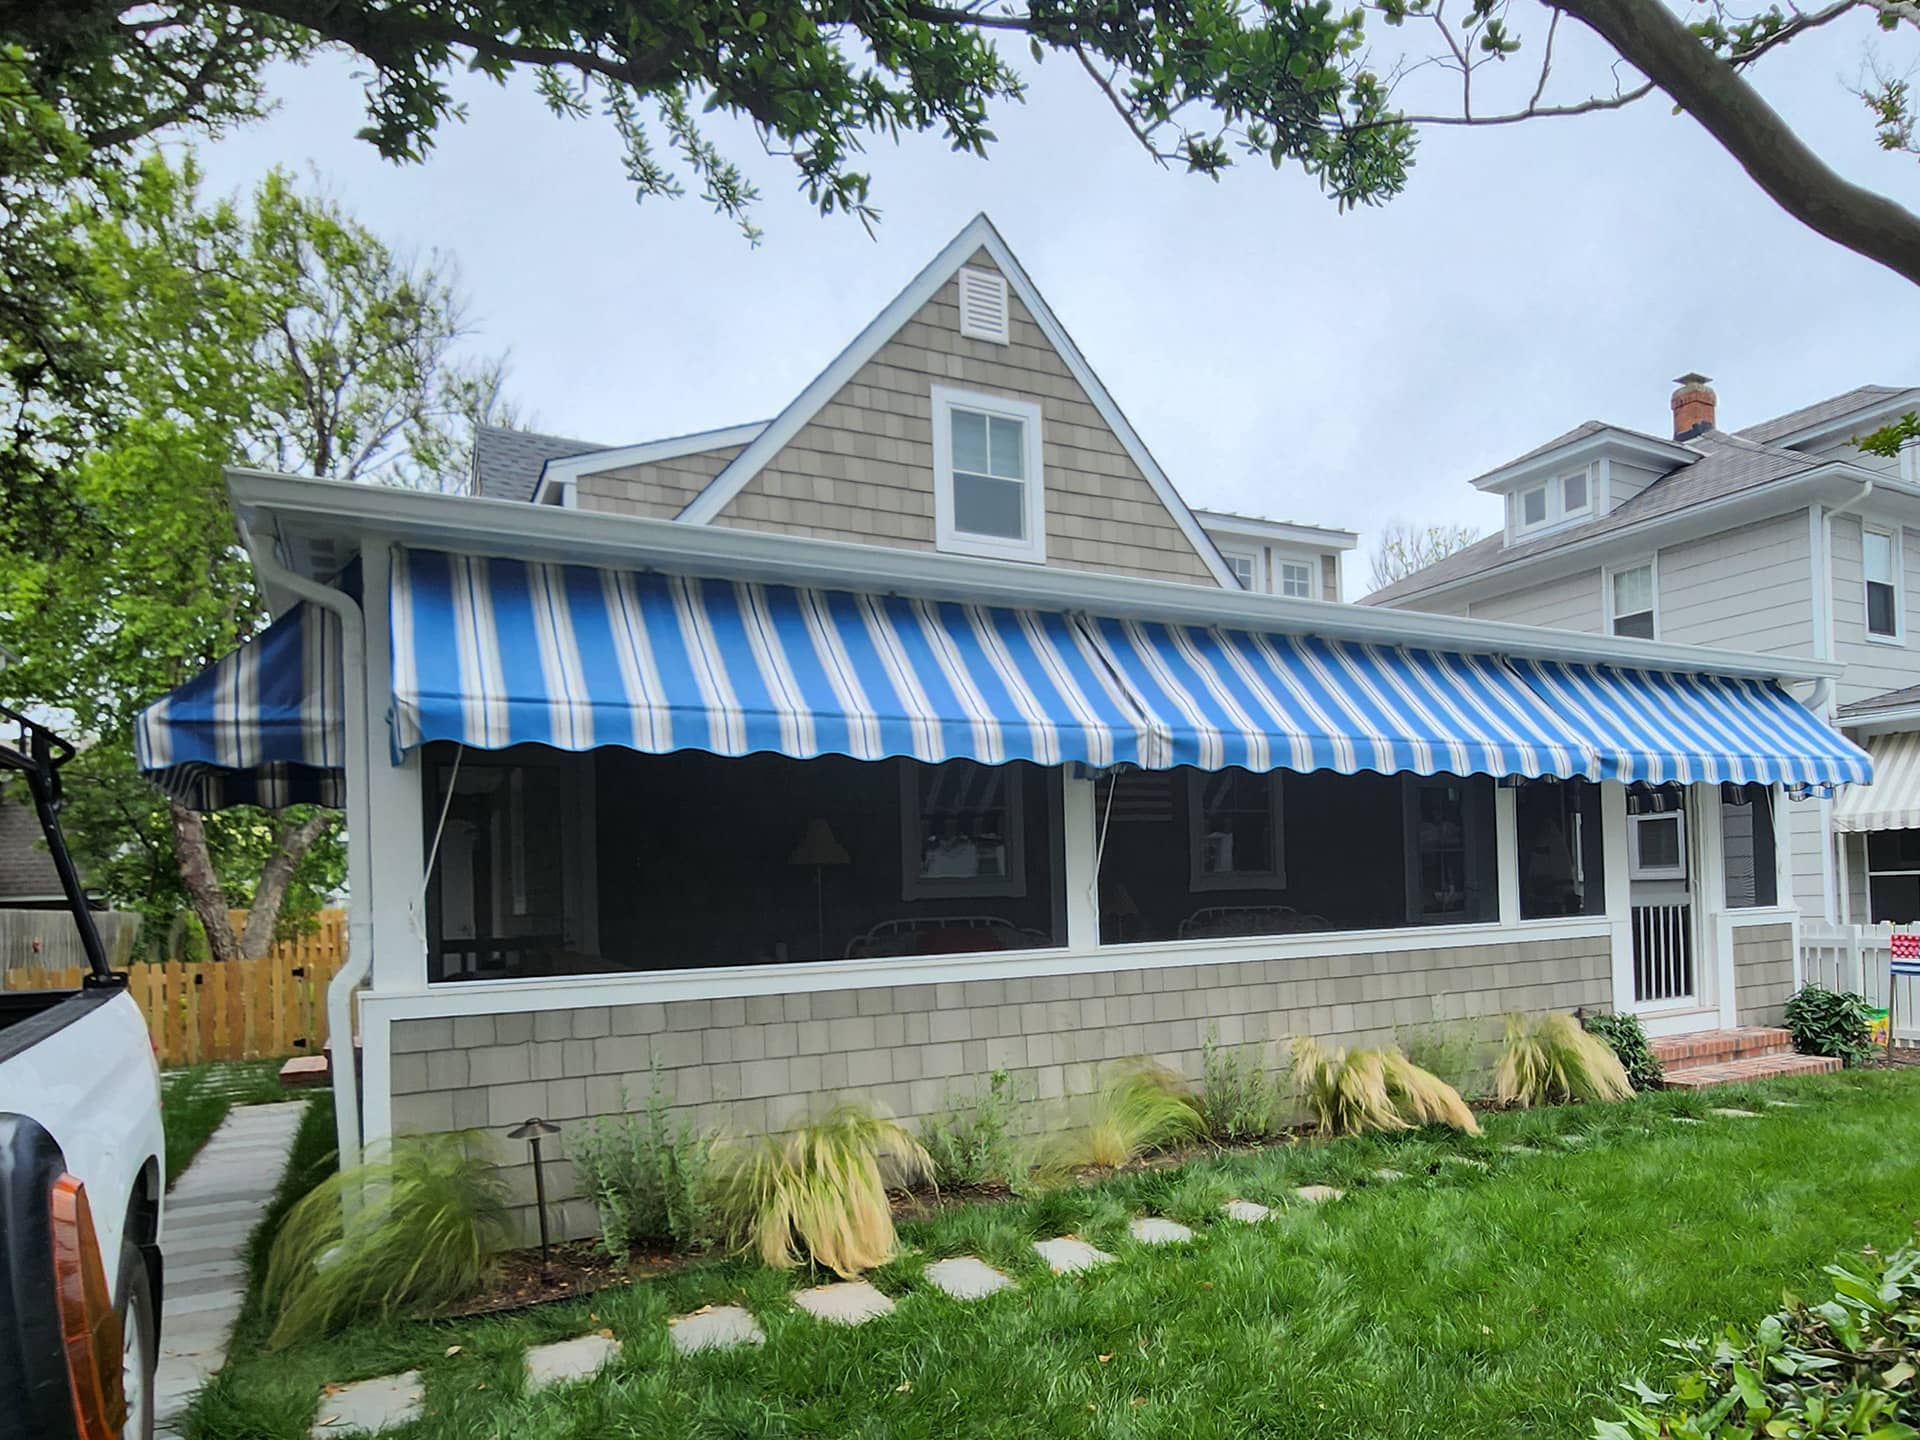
[239, 518, 371, 1171]
[227, 468, 1844, 685]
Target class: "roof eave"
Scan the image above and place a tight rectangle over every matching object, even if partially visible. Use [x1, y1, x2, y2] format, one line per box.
[1193, 512, 1360, 550]
[1469, 428, 1697, 493]
[1756, 392, 1920, 452]
[225, 468, 1844, 684]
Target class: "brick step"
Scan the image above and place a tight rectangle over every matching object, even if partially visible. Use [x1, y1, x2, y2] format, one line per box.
[1661, 1052, 1842, 1089]
[1649, 1026, 1795, 1068]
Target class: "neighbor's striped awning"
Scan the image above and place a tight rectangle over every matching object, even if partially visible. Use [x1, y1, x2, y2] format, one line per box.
[1512, 658, 1873, 788]
[1081, 617, 1591, 779]
[387, 549, 1154, 769]
[1833, 730, 1920, 832]
[134, 603, 346, 810]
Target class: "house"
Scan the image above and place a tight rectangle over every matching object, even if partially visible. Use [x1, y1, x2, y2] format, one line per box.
[133, 219, 1866, 1241]
[1365, 376, 1920, 964]
[0, 784, 70, 910]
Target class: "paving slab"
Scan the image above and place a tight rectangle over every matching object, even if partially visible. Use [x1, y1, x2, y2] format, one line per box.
[923, 1256, 1011, 1300]
[794, 1281, 896, 1326]
[1767, 1100, 1804, 1108]
[1128, 1216, 1195, 1245]
[525, 1334, 620, 1391]
[1293, 1185, 1345, 1205]
[1372, 1168, 1407, 1183]
[1438, 1155, 1489, 1172]
[1708, 1107, 1761, 1118]
[311, 1371, 424, 1436]
[668, 1305, 765, 1355]
[1500, 1144, 1541, 1156]
[1033, 1236, 1114, 1274]
[1221, 1200, 1270, 1223]
[1670, 1116, 1704, 1125]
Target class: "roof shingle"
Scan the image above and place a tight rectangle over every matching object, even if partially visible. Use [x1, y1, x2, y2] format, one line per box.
[1736, 385, 1918, 446]
[471, 425, 609, 503]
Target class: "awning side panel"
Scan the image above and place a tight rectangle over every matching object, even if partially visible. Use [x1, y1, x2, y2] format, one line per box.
[134, 603, 346, 810]
[1834, 730, 1920, 832]
[1514, 660, 1873, 789]
[387, 549, 1157, 770]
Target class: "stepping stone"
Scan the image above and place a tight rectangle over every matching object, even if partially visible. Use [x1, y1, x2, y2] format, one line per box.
[668, 1305, 765, 1355]
[1500, 1144, 1541, 1156]
[1709, 1107, 1760, 1118]
[311, 1371, 423, 1436]
[1033, 1237, 1115, 1274]
[1372, 1168, 1406, 1182]
[1556, 1134, 1589, 1148]
[924, 1256, 1012, 1300]
[1670, 1116, 1703, 1125]
[1293, 1185, 1345, 1204]
[1766, 1100, 1803, 1108]
[1128, 1216, 1195, 1245]
[1437, 1155, 1488, 1172]
[1221, 1200, 1270, 1223]
[525, 1334, 620, 1392]
[794, 1280, 895, 1326]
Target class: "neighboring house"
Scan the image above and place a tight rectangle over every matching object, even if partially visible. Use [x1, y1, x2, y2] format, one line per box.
[0, 784, 70, 909]
[1366, 376, 1920, 979]
[134, 218, 1864, 1241]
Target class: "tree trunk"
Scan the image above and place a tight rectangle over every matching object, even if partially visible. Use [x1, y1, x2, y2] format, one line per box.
[168, 801, 242, 963]
[238, 811, 338, 960]
[1553, 0, 1920, 285]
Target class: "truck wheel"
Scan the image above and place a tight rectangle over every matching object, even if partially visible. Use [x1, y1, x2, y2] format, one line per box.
[116, 1240, 156, 1440]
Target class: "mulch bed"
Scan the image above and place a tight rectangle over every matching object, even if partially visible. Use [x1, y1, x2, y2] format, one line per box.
[438, 1241, 685, 1319]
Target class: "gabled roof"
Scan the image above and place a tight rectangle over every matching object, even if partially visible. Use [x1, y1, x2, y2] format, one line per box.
[0, 784, 66, 903]
[1364, 429, 1823, 604]
[674, 213, 1237, 586]
[1468, 420, 1696, 490]
[1738, 385, 1920, 447]
[471, 425, 611, 502]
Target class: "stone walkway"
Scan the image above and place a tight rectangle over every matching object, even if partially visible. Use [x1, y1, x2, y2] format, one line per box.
[156, 1100, 309, 1439]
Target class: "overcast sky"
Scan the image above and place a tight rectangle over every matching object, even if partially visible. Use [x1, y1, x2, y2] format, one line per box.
[193, 15, 1920, 596]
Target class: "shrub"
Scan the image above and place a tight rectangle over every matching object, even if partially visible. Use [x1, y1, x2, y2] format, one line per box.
[1495, 1012, 1634, 1108]
[1581, 1011, 1664, 1092]
[920, 1068, 1029, 1189]
[568, 1065, 715, 1256]
[1048, 1061, 1202, 1170]
[711, 1103, 930, 1277]
[1595, 1245, 1920, 1439]
[1783, 984, 1876, 1066]
[1292, 1037, 1480, 1137]
[1196, 1030, 1277, 1143]
[263, 1133, 508, 1347]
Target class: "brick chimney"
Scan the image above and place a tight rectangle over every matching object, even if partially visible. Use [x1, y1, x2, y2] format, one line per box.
[1671, 372, 1716, 440]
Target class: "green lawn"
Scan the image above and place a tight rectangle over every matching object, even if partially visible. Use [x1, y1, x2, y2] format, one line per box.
[161, 1059, 289, 1184]
[184, 1070, 1920, 1439]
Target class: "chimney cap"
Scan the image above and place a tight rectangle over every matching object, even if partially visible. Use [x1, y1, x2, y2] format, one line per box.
[1672, 371, 1713, 387]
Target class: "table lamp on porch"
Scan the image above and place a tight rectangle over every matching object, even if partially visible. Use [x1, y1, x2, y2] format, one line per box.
[787, 818, 850, 959]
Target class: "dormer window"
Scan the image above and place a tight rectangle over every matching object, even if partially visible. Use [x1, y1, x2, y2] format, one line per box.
[1512, 464, 1595, 538]
[1521, 486, 1547, 527]
[1562, 470, 1589, 516]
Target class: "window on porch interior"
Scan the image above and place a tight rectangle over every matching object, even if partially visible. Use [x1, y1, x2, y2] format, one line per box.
[1719, 783, 1778, 909]
[1866, 828, 1920, 923]
[1095, 767, 1497, 943]
[1515, 778, 1605, 919]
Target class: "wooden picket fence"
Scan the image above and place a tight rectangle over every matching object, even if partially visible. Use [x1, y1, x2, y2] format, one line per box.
[1, 908, 350, 1065]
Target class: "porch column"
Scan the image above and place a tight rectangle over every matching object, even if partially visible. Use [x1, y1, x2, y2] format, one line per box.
[1602, 780, 1633, 1014]
[1690, 781, 1736, 1028]
[1494, 783, 1520, 929]
[363, 540, 428, 996]
[1062, 768, 1100, 951]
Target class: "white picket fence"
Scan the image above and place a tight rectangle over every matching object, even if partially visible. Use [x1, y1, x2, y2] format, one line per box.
[1799, 919, 1920, 1041]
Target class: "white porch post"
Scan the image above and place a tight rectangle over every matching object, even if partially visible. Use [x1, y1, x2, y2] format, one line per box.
[1691, 782, 1736, 1029]
[1062, 768, 1100, 951]
[1602, 780, 1634, 1013]
[1494, 783, 1521, 929]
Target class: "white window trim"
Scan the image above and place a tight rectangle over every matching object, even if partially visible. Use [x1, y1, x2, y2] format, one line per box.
[1863, 524, 1904, 646]
[1628, 810, 1688, 881]
[1277, 559, 1315, 600]
[899, 760, 1027, 900]
[1605, 557, 1659, 640]
[931, 385, 1047, 564]
[1560, 469, 1593, 521]
[1518, 484, 1549, 531]
[1218, 544, 1262, 592]
[1187, 770, 1286, 891]
[1510, 463, 1596, 539]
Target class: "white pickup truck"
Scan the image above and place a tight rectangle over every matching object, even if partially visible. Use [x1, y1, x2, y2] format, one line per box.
[0, 711, 165, 1440]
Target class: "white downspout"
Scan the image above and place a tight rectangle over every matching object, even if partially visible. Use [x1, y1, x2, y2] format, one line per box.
[241, 519, 372, 1170]
[1814, 478, 1873, 923]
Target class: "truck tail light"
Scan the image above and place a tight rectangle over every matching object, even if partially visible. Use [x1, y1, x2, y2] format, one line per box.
[49, 1173, 127, 1439]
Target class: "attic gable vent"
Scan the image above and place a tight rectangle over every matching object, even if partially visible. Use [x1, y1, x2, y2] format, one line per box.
[956, 266, 1010, 344]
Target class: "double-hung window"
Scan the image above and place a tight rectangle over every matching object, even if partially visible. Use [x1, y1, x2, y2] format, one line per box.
[1189, 769, 1285, 890]
[932, 386, 1045, 563]
[1221, 548, 1259, 591]
[1278, 561, 1314, 598]
[901, 759, 1026, 899]
[1610, 562, 1656, 639]
[1865, 527, 1900, 640]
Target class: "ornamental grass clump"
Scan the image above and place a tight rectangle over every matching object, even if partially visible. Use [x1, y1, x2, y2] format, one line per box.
[712, 1103, 930, 1277]
[263, 1133, 508, 1348]
[1292, 1037, 1481, 1137]
[1495, 1011, 1634, 1108]
[1048, 1060, 1203, 1170]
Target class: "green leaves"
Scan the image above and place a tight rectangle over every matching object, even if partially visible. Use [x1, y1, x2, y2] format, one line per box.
[1784, 986, 1878, 1067]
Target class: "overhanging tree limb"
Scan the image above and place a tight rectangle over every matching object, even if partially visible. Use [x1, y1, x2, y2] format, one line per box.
[1551, 0, 1920, 284]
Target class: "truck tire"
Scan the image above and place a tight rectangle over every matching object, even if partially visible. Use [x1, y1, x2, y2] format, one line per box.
[116, 1238, 155, 1440]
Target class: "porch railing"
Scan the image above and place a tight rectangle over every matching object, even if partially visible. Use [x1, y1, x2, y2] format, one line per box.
[1632, 902, 1694, 1005]
[1799, 919, 1920, 1041]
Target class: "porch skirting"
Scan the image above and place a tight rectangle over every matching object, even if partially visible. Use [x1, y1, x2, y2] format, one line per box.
[1732, 923, 1794, 1027]
[386, 933, 1611, 1244]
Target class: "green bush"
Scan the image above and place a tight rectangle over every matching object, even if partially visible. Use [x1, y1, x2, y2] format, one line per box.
[920, 1068, 1029, 1188]
[1196, 1030, 1277, 1143]
[1783, 985, 1876, 1066]
[262, 1132, 507, 1346]
[1582, 1011, 1663, 1092]
[1595, 1244, 1920, 1439]
[568, 1064, 715, 1256]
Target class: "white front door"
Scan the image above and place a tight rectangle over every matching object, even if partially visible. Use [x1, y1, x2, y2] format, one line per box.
[1627, 795, 1698, 1010]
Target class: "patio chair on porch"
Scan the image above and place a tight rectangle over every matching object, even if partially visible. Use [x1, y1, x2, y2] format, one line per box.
[846, 915, 1051, 958]
[1177, 905, 1322, 940]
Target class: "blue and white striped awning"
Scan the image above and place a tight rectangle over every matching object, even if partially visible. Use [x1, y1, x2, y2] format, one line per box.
[1083, 618, 1591, 778]
[1513, 659, 1873, 788]
[388, 549, 1153, 769]
[134, 603, 346, 810]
